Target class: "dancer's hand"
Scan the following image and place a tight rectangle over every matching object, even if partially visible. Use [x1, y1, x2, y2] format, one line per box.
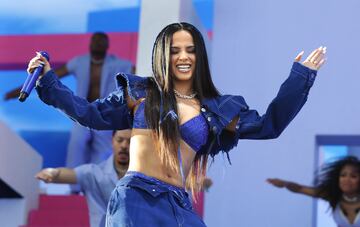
[203, 178, 213, 191]
[267, 178, 287, 188]
[267, 178, 301, 192]
[4, 87, 21, 100]
[294, 46, 327, 71]
[36, 168, 60, 183]
[27, 52, 52, 79]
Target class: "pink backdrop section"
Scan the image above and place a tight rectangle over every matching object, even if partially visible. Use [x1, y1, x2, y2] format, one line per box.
[0, 32, 138, 70]
[193, 191, 205, 218]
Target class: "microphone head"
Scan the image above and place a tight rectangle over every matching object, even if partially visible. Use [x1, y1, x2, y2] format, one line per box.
[18, 92, 28, 102]
[39, 51, 50, 62]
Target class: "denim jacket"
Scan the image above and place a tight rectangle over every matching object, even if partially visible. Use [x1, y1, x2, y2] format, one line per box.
[36, 62, 317, 158]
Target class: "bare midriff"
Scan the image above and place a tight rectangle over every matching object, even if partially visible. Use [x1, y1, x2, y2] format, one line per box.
[128, 128, 196, 188]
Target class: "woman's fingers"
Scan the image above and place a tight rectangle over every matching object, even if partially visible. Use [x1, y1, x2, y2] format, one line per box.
[27, 63, 44, 74]
[304, 48, 319, 62]
[27, 52, 51, 75]
[294, 51, 304, 62]
[267, 178, 277, 185]
[267, 178, 286, 187]
[27, 57, 45, 74]
[302, 46, 327, 70]
[36, 52, 48, 63]
[309, 46, 325, 64]
[317, 58, 326, 68]
[314, 47, 326, 65]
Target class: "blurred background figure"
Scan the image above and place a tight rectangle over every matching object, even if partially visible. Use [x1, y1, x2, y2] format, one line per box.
[268, 156, 360, 227]
[5, 32, 133, 170]
[36, 129, 131, 227]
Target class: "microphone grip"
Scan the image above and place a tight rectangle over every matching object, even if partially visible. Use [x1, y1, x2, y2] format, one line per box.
[19, 51, 50, 102]
[19, 65, 44, 102]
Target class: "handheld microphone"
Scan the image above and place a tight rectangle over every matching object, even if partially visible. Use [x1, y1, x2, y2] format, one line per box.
[19, 51, 50, 102]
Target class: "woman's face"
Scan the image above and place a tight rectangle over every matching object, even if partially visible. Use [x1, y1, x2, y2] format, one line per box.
[170, 30, 196, 83]
[339, 165, 360, 194]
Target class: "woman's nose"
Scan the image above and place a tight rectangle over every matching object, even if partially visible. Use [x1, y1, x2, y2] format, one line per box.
[178, 51, 189, 60]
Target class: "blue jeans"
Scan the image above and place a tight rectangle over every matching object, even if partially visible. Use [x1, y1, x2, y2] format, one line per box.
[106, 171, 207, 227]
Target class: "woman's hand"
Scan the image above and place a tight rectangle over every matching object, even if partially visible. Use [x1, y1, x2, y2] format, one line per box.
[27, 52, 52, 79]
[295, 46, 327, 71]
[267, 178, 301, 192]
[267, 178, 287, 188]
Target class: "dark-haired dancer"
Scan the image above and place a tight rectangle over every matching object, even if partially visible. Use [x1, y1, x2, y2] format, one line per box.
[268, 156, 360, 227]
[28, 22, 326, 226]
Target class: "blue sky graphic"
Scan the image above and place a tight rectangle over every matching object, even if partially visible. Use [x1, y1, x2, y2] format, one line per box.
[0, 0, 213, 35]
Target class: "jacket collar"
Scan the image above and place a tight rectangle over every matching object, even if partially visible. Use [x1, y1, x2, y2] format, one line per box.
[115, 73, 148, 100]
[115, 73, 241, 127]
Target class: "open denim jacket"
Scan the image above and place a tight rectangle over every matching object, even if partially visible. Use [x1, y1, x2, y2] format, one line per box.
[36, 62, 317, 158]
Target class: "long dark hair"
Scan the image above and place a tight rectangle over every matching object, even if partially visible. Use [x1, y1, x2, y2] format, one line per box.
[145, 22, 220, 194]
[314, 156, 360, 210]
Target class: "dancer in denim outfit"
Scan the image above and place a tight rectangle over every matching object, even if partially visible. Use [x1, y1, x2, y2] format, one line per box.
[28, 22, 326, 226]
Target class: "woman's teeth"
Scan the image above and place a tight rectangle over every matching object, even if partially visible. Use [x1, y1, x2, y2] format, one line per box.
[177, 64, 191, 72]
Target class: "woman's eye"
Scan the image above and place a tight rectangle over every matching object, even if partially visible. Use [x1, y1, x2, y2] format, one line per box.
[187, 47, 195, 53]
[170, 48, 179, 54]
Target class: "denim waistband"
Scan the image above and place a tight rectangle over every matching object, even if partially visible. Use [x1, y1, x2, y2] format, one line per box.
[119, 171, 192, 211]
[126, 171, 185, 191]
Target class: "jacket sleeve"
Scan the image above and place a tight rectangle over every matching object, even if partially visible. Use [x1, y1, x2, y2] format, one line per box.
[235, 62, 317, 140]
[210, 62, 318, 156]
[35, 70, 132, 130]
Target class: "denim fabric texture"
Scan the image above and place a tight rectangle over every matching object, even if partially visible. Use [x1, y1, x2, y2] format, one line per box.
[105, 171, 206, 227]
[36, 62, 317, 159]
[36, 62, 317, 226]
